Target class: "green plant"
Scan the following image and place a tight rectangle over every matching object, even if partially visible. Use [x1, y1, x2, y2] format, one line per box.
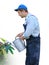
[0, 38, 15, 55]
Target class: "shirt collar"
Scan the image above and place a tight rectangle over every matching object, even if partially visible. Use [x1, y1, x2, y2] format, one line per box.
[25, 13, 31, 20]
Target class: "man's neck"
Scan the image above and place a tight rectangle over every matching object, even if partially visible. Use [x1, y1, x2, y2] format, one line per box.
[25, 12, 28, 17]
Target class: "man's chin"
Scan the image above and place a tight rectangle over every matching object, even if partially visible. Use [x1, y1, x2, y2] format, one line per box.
[21, 17, 24, 18]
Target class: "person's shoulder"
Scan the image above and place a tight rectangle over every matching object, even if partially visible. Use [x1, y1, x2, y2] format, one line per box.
[28, 13, 36, 17]
[28, 13, 38, 20]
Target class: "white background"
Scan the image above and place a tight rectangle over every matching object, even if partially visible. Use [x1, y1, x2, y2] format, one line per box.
[0, 0, 49, 65]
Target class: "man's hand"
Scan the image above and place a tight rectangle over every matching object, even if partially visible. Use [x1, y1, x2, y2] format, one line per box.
[16, 32, 25, 40]
[16, 32, 23, 37]
[19, 36, 25, 40]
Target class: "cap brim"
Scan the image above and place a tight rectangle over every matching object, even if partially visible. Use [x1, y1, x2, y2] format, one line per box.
[14, 9, 18, 11]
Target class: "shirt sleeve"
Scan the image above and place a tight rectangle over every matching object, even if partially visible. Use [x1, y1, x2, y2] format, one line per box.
[23, 16, 36, 39]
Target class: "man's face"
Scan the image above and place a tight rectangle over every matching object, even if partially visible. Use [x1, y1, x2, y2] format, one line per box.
[17, 10, 25, 18]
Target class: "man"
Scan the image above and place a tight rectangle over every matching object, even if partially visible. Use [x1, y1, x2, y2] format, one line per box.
[14, 4, 40, 65]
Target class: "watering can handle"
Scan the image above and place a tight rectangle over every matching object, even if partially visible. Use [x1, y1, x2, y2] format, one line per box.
[15, 37, 19, 39]
[15, 37, 25, 43]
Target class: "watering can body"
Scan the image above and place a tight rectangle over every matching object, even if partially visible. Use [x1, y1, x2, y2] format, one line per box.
[13, 37, 25, 52]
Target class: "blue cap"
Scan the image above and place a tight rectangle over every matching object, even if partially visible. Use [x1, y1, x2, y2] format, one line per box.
[15, 4, 27, 11]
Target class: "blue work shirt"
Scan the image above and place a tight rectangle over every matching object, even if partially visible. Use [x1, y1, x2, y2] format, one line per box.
[23, 13, 40, 39]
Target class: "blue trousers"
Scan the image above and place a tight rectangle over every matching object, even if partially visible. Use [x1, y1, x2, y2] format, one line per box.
[25, 36, 40, 65]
